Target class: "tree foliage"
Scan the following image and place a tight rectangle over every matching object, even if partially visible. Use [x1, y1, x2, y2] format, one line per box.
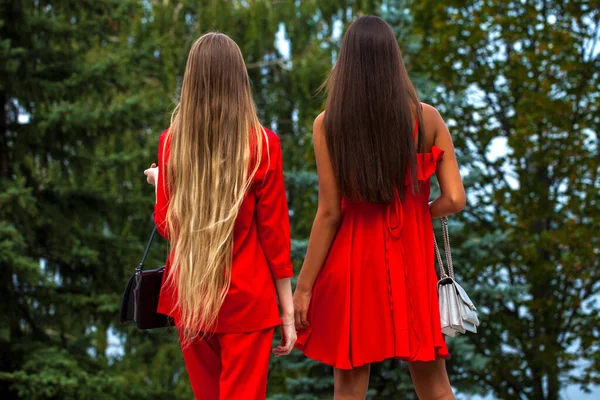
[1, 0, 186, 397]
[411, 1, 600, 399]
[2, 0, 597, 399]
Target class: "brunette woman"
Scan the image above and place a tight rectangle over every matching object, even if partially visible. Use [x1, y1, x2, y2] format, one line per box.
[144, 33, 296, 400]
[294, 16, 465, 400]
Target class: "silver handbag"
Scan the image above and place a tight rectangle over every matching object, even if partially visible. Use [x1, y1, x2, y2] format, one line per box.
[434, 216, 480, 337]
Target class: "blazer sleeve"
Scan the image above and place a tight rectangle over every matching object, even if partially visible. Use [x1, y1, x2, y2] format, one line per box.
[154, 130, 170, 239]
[255, 135, 294, 280]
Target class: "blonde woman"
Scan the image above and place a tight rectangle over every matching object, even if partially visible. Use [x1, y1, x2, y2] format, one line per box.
[144, 33, 296, 399]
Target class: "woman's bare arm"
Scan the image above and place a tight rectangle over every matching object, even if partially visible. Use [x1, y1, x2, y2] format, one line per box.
[424, 105, 466, 218]
[272, 277, 296, 357]
[294, 112, 342, 328]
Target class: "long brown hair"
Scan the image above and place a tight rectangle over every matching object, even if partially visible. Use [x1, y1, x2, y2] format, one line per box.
[323, 16, 422, 203]
[165, 33, 265, 342]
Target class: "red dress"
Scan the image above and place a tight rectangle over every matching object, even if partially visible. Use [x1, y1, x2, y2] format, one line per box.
[296, 122, 449, 369]
[154, 128, 294, 333]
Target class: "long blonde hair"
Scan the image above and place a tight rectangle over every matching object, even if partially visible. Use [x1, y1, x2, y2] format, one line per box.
[164, 33, 265, 341]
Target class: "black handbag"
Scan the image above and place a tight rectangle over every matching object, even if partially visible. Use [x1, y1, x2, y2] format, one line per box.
[120, 226, 174, 329]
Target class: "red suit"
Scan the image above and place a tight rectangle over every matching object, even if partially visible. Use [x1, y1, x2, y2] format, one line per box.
[155, 128, 293, 399]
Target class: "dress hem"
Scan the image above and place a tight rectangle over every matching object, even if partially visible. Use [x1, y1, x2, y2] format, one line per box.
[299, 346, 451, 370]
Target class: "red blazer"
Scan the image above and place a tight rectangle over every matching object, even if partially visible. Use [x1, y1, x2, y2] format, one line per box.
[154, 128, 293, 333]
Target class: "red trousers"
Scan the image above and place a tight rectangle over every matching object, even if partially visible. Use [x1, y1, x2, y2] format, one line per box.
[180, 327, 275, 400]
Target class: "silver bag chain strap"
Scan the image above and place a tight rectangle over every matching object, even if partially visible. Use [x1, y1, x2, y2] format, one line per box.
[434, 216, 454, 279]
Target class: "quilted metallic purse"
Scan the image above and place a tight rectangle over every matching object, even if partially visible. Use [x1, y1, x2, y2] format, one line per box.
[434, 216, 480, 337]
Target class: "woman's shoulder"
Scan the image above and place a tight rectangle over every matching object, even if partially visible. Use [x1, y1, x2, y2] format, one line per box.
[314, 111, 325, 124]
[253, 127, 282, 176]
[420, 102, 446, 148]
[314, 111, 325, 128]
[263, 127, 281, 147]
[421, 103, 443, 121]
[420, 103, 446, 131]
[257, 127, 281, 159]
[312, 111, 326, 140]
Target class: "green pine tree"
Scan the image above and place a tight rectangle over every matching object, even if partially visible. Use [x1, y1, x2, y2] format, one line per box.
[0, 1, 186, 398]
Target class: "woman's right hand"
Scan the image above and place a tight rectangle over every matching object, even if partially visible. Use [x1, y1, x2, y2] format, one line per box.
[144, 163, 158, 186]
[294, 289, 312, 330]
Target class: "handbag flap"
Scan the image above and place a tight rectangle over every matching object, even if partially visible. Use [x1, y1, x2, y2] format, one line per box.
[453, 280, 477, 311]
[454, 281, 480, 326]
[437, 276, 455, 288]
[459, 297, 480, 325]
[135, 266, 173, 330]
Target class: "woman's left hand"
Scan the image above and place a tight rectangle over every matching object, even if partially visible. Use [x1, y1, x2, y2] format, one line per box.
[272, 319, 296, 357]
[144, 163, 158, 186]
